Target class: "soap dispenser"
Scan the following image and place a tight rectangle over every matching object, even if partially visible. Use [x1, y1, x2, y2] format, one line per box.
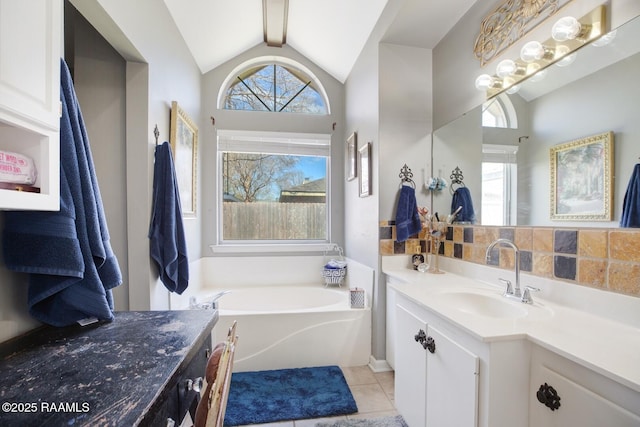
[411, 244, 425, 270]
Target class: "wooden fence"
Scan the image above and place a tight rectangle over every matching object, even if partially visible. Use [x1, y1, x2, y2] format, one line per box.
[223, 202, 326, 240]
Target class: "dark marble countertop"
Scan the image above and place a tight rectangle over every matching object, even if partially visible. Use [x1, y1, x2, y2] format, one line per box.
[0, 310, 218, 426]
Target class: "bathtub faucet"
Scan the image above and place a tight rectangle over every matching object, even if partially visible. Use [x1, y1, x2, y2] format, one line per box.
[209, 290, 232, 309]
[188, 290, 231, 310]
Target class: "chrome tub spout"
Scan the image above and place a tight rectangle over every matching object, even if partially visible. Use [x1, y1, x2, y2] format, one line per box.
[189, 290, 231, 309]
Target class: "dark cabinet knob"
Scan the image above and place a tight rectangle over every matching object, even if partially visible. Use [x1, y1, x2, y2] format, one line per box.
[424, 336, 436, 353]
[185, 377, 204, 393]
[536, 383, 561, 411]
[413, 329, 436, 353]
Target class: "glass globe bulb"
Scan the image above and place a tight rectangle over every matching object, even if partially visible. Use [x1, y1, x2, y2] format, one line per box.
[556, 53, 577, 67]
[552, 16, 581, 41]
[506, 84, 521, 95]
[520, 41, 544, 63]
[496, 59, 517, 78]
[502, 76, 515, 89]
[529, 68, 548, 82]
[592, 29, 617, 47]
[475, 74, 494, 90]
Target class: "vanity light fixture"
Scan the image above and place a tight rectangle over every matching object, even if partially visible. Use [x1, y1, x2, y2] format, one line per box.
[476, 5, 606, 99]
[528, 69, 548, 83]
[496, 59, 518, 78]
[474, 74, 497, 91]
[505, 84, 521, 95]
[520, 41, 548, 62]
[551, 16, 583, 41]
[555, 46, 577, 67]
[592, 29, 617, 47]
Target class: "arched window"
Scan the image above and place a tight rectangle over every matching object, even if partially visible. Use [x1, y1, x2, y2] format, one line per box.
[220, 58, 329, 114]
[481, 94, 518, 129]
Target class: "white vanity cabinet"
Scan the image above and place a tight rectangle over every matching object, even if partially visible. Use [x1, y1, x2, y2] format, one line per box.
[392, 287, 531, 427]
[529, 345, 640, 427]
[0, 0, 61, 210]
[395, 295, 479, 427]
[385, 263, 640, 427]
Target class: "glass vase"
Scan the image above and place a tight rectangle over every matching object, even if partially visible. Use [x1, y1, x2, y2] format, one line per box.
[428, 221, 447, 274]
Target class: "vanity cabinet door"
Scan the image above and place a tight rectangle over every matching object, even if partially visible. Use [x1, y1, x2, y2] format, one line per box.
[530, 347, 640, 427]
[425, 325, 479, 427]
[395, 302, 479, 427]
[0, 0, 61, 129]
[395, 303, 428, 427]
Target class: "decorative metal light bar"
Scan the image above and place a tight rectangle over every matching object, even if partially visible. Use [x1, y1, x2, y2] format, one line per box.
[475, 5, 606, 99]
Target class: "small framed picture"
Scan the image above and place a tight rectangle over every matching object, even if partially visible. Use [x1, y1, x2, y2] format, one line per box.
[346, 132, 357, 181]
[358, 142, 372, 197]
[170, 101, 198, 216]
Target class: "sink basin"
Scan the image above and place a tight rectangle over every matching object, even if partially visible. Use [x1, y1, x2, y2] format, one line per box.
[437, 291, 528, 319]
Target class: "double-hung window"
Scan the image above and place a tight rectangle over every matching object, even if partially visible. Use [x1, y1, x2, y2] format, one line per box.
[217, 130, 330, 245]
[481, 144, 518, 226]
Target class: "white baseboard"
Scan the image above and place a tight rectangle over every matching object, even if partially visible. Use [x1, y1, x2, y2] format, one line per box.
[368, 355, 393, 372]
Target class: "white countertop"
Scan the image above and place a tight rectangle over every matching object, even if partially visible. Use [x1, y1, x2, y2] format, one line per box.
[383, 257, 640, 393]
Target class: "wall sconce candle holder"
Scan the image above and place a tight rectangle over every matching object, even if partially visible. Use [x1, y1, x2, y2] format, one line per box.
[476, 5, 606, 99]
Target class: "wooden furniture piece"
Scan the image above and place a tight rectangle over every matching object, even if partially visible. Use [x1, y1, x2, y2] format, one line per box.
[0, 310, 218, 426]
[195, 321, 238, 427]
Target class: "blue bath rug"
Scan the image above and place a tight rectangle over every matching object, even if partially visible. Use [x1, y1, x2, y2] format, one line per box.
[224, 365, 358, 426]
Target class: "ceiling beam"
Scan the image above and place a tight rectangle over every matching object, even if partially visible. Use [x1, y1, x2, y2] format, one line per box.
[263, 0, 288, 47]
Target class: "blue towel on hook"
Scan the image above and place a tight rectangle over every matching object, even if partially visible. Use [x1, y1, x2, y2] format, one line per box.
[620, 164, 640, 228]
[395, 185, 422, 242]
[2, 59, 122, 327]
[149, 141, 189, 294]
[451, 187, 476, 223]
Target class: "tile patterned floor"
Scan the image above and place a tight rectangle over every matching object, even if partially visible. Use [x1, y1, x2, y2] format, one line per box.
[236, 366, 397, 427]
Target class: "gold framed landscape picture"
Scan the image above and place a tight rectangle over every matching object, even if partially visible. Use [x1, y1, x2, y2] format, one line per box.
[550, 131, 613, 221]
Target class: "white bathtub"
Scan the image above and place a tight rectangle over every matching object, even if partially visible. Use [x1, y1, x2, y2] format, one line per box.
[194, 285, 371, 372]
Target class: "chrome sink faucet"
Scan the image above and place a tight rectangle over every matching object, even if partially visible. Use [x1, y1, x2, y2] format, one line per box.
[486, 239, 522, 298]
[485, 239, 541, 304]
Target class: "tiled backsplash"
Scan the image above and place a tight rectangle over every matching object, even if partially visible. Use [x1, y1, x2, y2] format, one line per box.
[379, 220, 640, 297]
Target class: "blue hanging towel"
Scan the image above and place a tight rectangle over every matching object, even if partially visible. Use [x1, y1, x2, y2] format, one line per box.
[451, 187, 476, 223]
[395, 185, 422, 242]
[149, 141, 189, 293]
[2, 59, 122, 327]
[620, 164, 640, 228]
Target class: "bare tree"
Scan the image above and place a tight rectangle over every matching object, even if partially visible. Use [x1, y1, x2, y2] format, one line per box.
[224, 64, 324, 113]
[223, 153, 304, 201]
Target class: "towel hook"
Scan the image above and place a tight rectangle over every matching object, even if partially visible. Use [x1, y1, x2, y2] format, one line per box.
[449, 166, 465, 194]
[399, 164, 416, 188]
[153, 124, 160, 146]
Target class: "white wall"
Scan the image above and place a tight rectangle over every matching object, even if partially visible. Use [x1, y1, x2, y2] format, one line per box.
[70, 0, 204, 311]
[344, 0, 434, 362]
[431, 107, 482, 220]
[379, 43, 432, 220]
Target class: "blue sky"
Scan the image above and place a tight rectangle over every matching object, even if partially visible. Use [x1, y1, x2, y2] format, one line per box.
[297, 156, 326, 180]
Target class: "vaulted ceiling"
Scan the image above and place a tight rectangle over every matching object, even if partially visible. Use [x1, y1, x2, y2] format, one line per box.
[163, 0, 479, 83]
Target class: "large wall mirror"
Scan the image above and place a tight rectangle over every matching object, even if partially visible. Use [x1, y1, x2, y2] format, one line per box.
[432, 14, 640, 228]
